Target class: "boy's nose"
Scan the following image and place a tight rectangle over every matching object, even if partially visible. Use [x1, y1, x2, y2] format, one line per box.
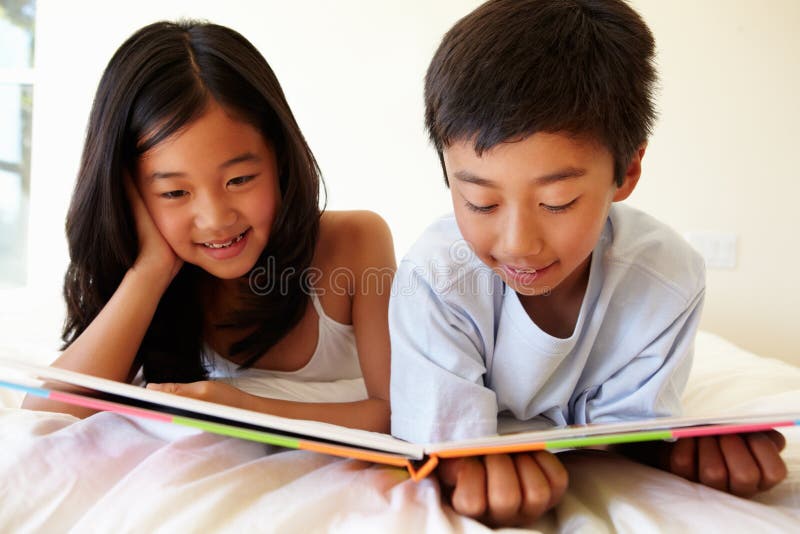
[500, 210, 544, 258]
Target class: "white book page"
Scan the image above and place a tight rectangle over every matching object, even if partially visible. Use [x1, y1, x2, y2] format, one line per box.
[0, 358, 422, 459]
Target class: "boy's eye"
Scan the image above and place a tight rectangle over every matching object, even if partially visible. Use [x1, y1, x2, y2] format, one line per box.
[160, 190, 188, 199]
[228, 175, 256, 187]
[464, 200, 497, 214]
[541, 198, 578, 213]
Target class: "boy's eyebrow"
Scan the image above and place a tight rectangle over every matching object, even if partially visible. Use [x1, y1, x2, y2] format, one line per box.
[150, 152, 262, 180]
[453, 167, 587, 187]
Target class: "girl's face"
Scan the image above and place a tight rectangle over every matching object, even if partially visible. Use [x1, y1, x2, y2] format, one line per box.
[135, 100, 281, 280]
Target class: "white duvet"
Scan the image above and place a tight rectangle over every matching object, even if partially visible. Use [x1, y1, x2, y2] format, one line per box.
[1, 331, 799, 533]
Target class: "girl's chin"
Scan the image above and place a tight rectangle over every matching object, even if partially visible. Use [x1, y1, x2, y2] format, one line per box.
[187, 260, 258, 281]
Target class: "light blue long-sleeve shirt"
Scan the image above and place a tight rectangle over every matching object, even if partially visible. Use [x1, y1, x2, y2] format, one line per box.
[390, 204, 706, 444]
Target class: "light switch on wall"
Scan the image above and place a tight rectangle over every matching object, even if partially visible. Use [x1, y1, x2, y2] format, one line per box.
[684, 232, 738, 270]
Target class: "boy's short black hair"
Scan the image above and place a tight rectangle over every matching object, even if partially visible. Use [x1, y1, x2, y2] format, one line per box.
[425, 0, 657, 186]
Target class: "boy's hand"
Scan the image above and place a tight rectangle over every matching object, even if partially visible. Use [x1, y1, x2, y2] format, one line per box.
[666, 431, 787, 496]
[437, 451, 568, 527]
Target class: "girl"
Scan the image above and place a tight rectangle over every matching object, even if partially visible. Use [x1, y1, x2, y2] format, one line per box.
[22, 21, 395, 433]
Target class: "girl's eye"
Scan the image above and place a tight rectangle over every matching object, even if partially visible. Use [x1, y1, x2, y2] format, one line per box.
[228, 175, 256, 187]
[541, 198, 578, 213]
[160, 190, 187, 199]
[464, 200, 497, 214]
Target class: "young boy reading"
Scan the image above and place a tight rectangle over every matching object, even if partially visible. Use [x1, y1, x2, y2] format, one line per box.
[389, 0, 787, 526]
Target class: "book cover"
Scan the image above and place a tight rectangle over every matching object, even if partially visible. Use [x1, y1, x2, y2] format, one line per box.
[1, 357, 797, 482]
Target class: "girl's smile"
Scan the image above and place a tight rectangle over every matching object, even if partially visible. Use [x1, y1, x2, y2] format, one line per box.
[198, 227, 251, 260]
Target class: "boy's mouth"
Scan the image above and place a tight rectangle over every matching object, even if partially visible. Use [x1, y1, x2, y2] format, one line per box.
[201, 229, 249, 249]
[499, 262, 554, 285]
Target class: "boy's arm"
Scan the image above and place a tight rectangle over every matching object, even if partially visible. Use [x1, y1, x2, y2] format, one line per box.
[582, 288, 705, 425]
[390, 260, 566, 524]
[585, 286, 787, 494]
[389, 260, 498, 442]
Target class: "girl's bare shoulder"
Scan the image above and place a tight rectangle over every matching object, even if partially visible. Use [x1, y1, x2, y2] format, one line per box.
[316, 210, 394, 272]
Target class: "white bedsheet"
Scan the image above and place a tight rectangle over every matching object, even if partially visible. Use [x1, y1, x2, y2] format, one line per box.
[1, 331, 799, 533]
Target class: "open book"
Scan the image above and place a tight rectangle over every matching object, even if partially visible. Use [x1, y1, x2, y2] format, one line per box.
[2, 357, 798, 481]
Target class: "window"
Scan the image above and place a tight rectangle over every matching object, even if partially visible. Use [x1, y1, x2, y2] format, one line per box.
[0, 0, 35, 288]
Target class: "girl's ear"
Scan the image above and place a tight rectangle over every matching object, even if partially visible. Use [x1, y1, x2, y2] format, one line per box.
[613, 143, 646, 202]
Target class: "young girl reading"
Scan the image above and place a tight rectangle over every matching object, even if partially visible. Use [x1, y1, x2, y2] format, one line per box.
[22, 21, 395, 433]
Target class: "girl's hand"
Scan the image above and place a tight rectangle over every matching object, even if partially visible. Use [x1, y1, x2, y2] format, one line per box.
[147, 380, 248, 409]
[124, 176, 183, 283]
[666, 431, 787, 496]
[437, 451, 568, 527]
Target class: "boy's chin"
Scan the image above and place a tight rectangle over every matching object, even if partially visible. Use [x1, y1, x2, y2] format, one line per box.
[508, 283, 553, 297]
[497, 274, 554, 297]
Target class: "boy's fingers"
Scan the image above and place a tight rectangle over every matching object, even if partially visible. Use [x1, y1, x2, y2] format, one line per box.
[762, 430, 787, 452]
[531, 450, 569, 509]
[449, 457, 488, 518]
[669, 438, 697, 481]
[697, 436, 728, 492]
[513, 453, 552, 519]
[745, 432, 788, 491]
[484, 454, 521, 524]
[437, 458, 463, 489]
[718, 434, 760, 497]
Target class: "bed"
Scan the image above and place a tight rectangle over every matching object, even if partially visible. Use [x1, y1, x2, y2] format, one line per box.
[1, 330, 798, 533]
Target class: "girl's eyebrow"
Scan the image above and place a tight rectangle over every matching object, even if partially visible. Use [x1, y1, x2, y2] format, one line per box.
[150, 152, 262, 181]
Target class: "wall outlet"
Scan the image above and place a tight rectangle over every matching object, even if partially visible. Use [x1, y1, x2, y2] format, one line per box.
[684, 231, 738, 269]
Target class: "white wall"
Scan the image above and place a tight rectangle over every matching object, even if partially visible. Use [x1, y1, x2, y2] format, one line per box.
[629, 0, 800, 364]
[3, 0, 798, 365]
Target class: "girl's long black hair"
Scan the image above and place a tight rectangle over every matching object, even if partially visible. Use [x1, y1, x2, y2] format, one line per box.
[62, 21, 322, 383]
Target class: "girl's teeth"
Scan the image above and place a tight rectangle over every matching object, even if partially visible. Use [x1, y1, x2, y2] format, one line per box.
[204, 231, 245, 249]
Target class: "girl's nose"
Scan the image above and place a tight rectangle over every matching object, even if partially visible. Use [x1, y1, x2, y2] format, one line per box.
[194, 194, 237, 231]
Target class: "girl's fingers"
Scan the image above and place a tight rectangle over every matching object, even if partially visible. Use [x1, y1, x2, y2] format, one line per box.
[146, 382, 176, 393]
[718, 434, 760, 497]
[745, 432, 788, 491]
[697, 436, 728, 492]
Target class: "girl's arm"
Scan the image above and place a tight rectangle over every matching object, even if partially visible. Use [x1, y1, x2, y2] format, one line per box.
[22, 179, 182, 417]
[148, 211, 395, 433]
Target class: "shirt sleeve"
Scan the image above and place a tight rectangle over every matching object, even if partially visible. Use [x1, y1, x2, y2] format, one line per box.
[576, 287, 706, 423]
[389, 260, 499, 443]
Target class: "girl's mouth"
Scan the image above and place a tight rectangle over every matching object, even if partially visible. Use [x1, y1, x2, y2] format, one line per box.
[202, 229, 249, 249]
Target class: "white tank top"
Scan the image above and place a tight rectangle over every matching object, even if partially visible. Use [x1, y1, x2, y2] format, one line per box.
[205, 293, 363, 397]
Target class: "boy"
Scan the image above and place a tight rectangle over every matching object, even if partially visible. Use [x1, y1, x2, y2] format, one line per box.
[390, 0, 787, 526]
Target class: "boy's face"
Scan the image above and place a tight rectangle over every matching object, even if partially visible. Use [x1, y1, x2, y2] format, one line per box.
[444, 132, 642, 298]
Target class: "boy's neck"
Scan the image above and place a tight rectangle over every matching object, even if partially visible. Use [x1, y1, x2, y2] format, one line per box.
[517, 255, 592, 339]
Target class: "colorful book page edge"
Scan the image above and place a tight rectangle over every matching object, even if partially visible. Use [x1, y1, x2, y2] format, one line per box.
[432, 420, 799, 459]
[0, 380, 413, 469]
